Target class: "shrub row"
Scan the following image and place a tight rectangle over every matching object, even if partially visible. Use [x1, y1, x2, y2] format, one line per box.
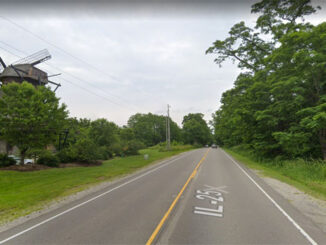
[0, 154, 16, 167]
[37, 152, 60, 167]
[35, 139, 145, 167]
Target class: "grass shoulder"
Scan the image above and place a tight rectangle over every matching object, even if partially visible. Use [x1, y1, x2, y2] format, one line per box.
[0, 145, 194, 225]
[224, 148, 326, 202]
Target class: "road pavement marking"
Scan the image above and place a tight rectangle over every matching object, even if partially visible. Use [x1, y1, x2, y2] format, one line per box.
[194, 204, 223, 217]
[222, 149, 318, 245]
[194, 206, 222, 212]
[194, 186, 225, 218]
[203, 184, 228, 194]
[0, 151, 195, 245]
[193, 210, 223, 217]
[146, 149, 210, 245]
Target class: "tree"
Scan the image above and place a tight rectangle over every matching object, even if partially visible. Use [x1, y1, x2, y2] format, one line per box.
[206, 21, 273, 72]
[127, 113, 181, 146]
[119, 127, 135, 142]
[251, 0, 319, 41]
[182, 113, 212, 145]
[0, 82, 68, 164]
[206, 0, 320, 72]
[89, 118, 119, 147]
[208, 0, 326, 159]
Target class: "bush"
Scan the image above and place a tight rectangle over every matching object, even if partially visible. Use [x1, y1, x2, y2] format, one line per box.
[56, 147, 77, 163]
[0, 154, 16, 167]
[72, 138, 100, 163]
[193, 143, 203, 148]
[124, 140, 145, 156]
[98, 146, 113, 160]
[109, 142, 124, 157]
[37, 151, 59, 167]
[172, 141, 183, 146]
[158, 143, 194, 152]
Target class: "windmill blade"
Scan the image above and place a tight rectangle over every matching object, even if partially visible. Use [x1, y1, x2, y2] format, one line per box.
[0, 57, 6, 73]
[12, 49, 51, 66]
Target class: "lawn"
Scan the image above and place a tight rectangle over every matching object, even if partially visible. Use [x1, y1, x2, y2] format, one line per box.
[0, 145, 194, 224]
[225, 148, 326, 201]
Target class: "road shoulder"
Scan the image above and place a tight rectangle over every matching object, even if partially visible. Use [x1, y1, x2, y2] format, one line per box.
[0, 149, 195, 233]
[226, 148, 326, 235]
[256, 171, 326, 233]
[159, 148, 326, 244]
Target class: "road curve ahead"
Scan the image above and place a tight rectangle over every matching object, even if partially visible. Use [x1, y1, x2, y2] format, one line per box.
[0, 148, 325, 244]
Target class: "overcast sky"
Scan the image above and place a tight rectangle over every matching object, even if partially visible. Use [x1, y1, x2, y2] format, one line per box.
[0, 1, 325, 126]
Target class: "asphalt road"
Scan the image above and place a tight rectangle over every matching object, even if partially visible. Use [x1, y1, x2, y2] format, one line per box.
[0, 148, 325, 244]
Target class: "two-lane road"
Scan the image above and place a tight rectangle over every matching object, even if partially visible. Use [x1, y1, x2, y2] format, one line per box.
[0, 148, 325, 244]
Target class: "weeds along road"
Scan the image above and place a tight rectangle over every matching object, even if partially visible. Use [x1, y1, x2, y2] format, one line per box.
[0, 148, 325, 244]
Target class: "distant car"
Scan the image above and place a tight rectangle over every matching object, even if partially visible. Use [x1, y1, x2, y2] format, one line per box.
[205, 145, 208, 148]
[8, 155, 34, 165]
[24, 159, 34, 164]
[8, 155, 20, 165]
[211, 144, 217, 148]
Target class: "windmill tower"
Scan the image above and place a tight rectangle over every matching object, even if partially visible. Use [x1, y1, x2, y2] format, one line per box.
[0, 49, 60, 91]
[0, 49, 61, 155]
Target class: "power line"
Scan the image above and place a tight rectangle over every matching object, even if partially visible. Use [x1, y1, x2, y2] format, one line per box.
[0, 45, 129, 109]
[0, 41, 26, 57]
[0, 16, 145, 95]
[0, 45, 135, 111]
[43, 64, 137, 111]
[0, 16, 120, 82]
[0, 40, 138, 111]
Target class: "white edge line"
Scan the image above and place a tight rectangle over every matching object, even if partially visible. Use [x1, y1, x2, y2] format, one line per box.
[221, 149, 318, 245]
[193, 211, 222, 217]
[0, 150, 195, 244]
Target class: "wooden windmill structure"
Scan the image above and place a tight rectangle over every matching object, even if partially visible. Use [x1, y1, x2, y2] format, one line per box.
[0, 49, 62, 155]
[0, 49, 61, 91]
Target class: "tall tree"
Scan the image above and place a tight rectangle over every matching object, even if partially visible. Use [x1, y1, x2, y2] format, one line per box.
[89, 118, 119, 147]
[127, 113, 181, 146]
[252, 0, 319, 40]
[208, 0, 325, 159]
[182, 113, 212, 145]
[206, 21, 273, 72]
[0, 82, 68, 164]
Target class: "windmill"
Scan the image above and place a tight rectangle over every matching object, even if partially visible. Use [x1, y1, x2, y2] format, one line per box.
[0, 49, 61, 91]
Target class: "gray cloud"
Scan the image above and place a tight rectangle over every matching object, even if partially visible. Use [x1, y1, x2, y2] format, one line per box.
[0, 1, 325, 126]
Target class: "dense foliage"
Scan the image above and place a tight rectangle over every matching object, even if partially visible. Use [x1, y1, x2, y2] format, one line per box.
[127, 113, 182, 146]
[56, 117, 145, 163]
[0, 82, 68, 164]
[0, 82, 212, 166]
[182, 113, 212, 145]
[208, 0, 326, 159]
[37, 151, 60, 167]
[0, 154, 16, 167]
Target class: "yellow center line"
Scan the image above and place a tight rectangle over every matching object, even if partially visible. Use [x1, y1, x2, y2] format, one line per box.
[146, 149, 210, 245]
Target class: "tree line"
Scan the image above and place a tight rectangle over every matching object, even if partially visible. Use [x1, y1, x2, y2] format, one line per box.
[0, 82, 212, 165]
[208, 0, 326, 159]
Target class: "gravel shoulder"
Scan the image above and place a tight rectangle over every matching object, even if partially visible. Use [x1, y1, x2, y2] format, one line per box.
[254, 170, 326, 233]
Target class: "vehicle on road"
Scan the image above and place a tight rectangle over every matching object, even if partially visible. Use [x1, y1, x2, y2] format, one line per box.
[8, 155, 34, 165]
[211, 144, 217, 148]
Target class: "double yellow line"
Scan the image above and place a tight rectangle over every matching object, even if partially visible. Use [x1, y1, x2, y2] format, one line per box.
[146, 149, 210, 245]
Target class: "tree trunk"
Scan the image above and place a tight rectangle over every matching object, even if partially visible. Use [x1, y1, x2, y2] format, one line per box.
[20, 148, 27, 165]
[5, 142, 10, 155]
[319, 129, 326, 160]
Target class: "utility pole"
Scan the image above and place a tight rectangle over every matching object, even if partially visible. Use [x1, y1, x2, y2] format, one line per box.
[166, 104, 171, 150]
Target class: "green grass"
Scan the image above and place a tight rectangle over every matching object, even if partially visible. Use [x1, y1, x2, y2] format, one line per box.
[225, 147, 326, 201]
[0, 146, 194, 224]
